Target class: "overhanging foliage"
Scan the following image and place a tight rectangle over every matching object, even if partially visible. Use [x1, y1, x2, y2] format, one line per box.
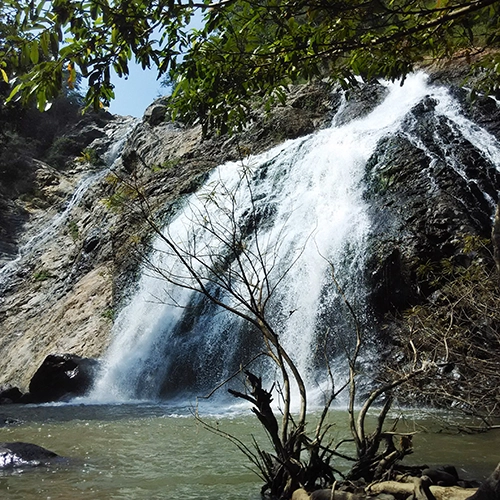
[1, 0, 500, 132]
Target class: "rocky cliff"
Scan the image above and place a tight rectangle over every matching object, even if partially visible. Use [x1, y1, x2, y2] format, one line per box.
[0, 83, 333, 391]
[0, 70, 498, 403]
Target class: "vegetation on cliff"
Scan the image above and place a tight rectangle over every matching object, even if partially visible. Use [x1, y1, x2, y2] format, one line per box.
[391, 234, 500, 421]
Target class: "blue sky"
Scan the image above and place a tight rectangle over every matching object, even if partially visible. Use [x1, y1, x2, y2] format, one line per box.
[108, 65, 166, 117]
[104, 10, 205, 118]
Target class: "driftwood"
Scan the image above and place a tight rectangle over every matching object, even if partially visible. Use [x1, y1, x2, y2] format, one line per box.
[293, 477, 478, 500]
[292, 488, 363, 500]
[410, 477, 436, 500]
[228, 370, 282, 455]
[368, 478, 476, 500]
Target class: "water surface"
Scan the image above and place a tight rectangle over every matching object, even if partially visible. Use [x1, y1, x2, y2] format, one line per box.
[0, 404, 499, 499]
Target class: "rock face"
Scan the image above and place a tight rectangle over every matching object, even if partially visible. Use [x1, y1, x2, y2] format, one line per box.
[364, 87, 500, 319]
[0, 116, 136, 390]
[0, 84, 334, 391]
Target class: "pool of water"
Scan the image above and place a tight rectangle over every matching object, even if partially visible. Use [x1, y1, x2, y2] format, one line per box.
[0, 403, 498, 499]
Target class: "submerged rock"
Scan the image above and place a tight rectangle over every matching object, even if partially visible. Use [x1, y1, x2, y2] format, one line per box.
[0, 417, 21, 427]
[0, 442, 63, 469]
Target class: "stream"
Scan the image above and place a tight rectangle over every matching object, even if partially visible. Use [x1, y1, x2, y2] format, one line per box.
[0, 403, 499, 499]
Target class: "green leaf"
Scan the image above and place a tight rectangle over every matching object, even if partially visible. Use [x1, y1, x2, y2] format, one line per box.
[37, 89, 47, 111]
[40, 31, 50, 55]
[0, 68, 8, 83]
[6, 83, 23, 103]
[29, 42, 39, 64]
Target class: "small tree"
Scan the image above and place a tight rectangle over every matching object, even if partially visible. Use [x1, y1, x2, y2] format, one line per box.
[390, 234, 500, 429]
[106, 153, 433, 498]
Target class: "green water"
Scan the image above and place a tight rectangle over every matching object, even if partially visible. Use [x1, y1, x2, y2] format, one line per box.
[0, 404, 498, 500]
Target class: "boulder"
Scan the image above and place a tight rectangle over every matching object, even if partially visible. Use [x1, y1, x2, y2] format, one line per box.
[143, 97, 169, 126]
[0, 385, 23, 404]
[0, 442, 62, 469]
[28, 353, 99, 403]
[422, 467, 459, 487]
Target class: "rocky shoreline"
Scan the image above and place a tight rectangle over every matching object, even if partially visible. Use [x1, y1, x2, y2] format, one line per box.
[292, 461, 500, 500]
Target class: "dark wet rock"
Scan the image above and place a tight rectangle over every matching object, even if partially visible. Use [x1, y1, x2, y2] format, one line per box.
[466, 463, 500, 500]
[82, 228, 102, 253]
[364, 89, 499, 319]
[28, 354, 99, 403]
[0, 442, 62, 469]
[65, 123, 107, 147]
[422, 466, 459, 487]
[0, 385, 23, 405]
[241, 82, 334, 153]
[0, 198, 30, 265]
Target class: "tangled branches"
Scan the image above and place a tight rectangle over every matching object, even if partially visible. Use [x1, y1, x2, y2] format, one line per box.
[390, 234, 500, 423]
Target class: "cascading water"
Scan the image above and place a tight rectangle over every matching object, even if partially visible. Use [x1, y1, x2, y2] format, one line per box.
[91, 72, 453, 404]
[0, 118, 137, 288]
[90, 72, 500, 405]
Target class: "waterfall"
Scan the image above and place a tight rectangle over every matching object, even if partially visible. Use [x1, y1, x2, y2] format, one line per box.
[0, 118, 137, 288]
[91, 73, 447, 404]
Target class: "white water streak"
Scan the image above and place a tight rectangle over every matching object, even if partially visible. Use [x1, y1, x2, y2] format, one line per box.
[0, 120, 137, 287]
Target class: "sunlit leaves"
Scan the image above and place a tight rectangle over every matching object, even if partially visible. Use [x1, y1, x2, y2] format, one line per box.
[1, 0, 500, 129]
